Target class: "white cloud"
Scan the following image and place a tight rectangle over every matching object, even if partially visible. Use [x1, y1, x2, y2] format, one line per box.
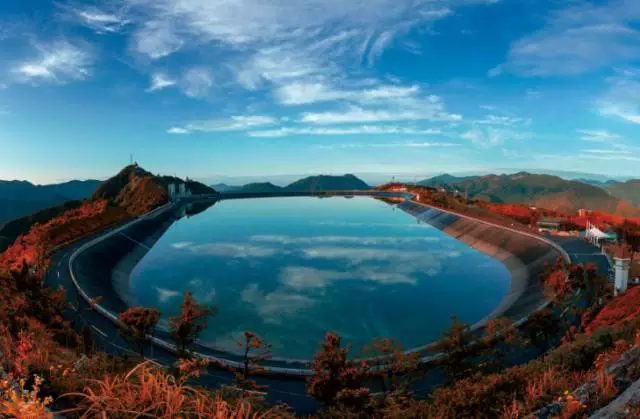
[579, 153, 640, 162]
[167, 127, 190, 134]
[176, 115, 277, 133]
[171, 241, 194, 248]
[279, 266, 416, 289]
[134, 20, 184, 59]
[250, 234, 440, 245]
[241, 283, 314, 324]
[313, 141, 460, 150]
[56, 2, 130, 33]
[583, 149, 631, 155]
[302, 246, 430, 264]
[576, 129, 622, 142]
[147, 72, 176, 92]
[121, 0, 496, 60]
[11, 40, 93, 84]
[474, 115, 528, 126]
[187, 243, 278, 258]
[275, 82, 420, 105]
[599, 103, 640, 124]
[462, 127, 531, 147]
[181, 67, 214, 98]
[155, 287, 181, 303]
[525, 89, 542, 99]
[596, 70, 640, 124]
[495, 2, 640, 76]
[77, 11, 128, 33]
[248, 125, 442, 137]
[301, 101, 462, 124]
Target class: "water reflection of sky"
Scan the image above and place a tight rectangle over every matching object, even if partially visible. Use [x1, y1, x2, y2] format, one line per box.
[129, 197, 511, 359]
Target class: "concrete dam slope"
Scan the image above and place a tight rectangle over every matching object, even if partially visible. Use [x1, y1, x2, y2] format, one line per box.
[398, 200, 569, 330]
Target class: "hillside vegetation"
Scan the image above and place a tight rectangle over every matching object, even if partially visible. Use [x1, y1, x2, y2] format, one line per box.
[607, 179, 640, 206]
[421, 172, 640, 215]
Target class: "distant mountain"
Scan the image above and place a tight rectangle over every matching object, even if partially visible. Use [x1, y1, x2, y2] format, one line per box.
[607, 180, 640, 206]
[0, 179, 101, 224]
[239, 182, 283, 193]
[284, 174, 370, 192]
[211, 183, 241, 193]
[0, 179, 100, 202]
[419, 174, 480, 188]
[215, 174, 370, 194]
[574, 178, 621, 188]
[447, 172, 638, 215]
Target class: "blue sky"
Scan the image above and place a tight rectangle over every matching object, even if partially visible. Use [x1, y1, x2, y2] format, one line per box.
[0, 0, 639, 185]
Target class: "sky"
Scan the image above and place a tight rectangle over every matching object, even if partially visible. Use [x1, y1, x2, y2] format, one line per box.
[0, 0, 639, 185]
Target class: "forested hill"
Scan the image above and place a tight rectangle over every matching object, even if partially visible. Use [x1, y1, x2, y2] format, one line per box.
[606, 179, 640, 206]
[284, 174, 370, 192]
[421, 172, 640, 215]
[212, 174, 370, 194]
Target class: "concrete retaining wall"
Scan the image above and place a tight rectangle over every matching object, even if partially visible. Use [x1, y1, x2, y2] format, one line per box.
[398, 201, 568, 330]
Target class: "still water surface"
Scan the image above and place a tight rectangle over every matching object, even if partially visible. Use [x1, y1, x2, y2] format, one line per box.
[129, 197, 511, 359]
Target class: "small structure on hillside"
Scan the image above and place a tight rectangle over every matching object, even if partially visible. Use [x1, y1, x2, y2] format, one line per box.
[536, 217, 563, 232]
[612, 244, 633, 296]
[578, 208, 593, 217]
[585, 221, 618, 246]
[168, 182, 191, 201]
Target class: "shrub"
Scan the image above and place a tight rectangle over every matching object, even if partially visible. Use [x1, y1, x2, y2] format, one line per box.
[168, 291, 217, 358]
[307, 332, 372, 411]
[117, 306, 161, 357]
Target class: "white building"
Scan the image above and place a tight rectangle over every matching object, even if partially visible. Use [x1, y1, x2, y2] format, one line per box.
[613, 244, 632, 296]
[168, 182, 191, 201]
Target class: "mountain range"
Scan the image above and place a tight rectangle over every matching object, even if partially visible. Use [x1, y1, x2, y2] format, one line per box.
[0, 179, 101, 224]
[419, 172, 640, 215]
[212, 174, 371, 194]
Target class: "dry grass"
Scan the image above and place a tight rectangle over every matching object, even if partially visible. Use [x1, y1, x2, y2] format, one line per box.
[66, 361, 292, 418]
[0, 375, 54, 419]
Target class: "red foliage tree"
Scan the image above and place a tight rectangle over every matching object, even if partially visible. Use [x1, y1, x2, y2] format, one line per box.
[361, 338, 420, 397]
[168, 291, 217, 358]
[118, 306, 161, 357]
[307, 332, 372, 410]
[232, 331, 272, 391]
[430, 315, 476, 381]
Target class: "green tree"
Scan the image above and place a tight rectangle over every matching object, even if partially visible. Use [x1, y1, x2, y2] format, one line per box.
[168, 291, 217, 358]
[118, 306, 161, 357]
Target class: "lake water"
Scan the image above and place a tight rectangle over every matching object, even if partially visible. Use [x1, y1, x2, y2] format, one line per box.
[129, 197, 511, 359]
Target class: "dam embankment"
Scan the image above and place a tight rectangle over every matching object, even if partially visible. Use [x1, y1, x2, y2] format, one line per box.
[398, 200, 568, 330]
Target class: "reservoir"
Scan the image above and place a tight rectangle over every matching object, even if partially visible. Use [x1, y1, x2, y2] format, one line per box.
[129, 197, 511, 359]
